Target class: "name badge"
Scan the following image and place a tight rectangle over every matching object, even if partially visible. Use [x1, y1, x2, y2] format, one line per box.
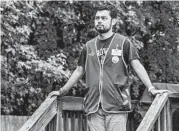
[111, 49, 122, 56]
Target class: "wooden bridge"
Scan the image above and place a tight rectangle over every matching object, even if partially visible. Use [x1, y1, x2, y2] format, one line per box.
[19, 83, 179, 131]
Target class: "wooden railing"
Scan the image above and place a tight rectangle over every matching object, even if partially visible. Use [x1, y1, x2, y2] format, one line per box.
[18, 95, 58, 131]
[56, 96, 88, 131]
[19, 92, 179, 131]
[18, 95, 88, 131]
[136, 93, 179, 131]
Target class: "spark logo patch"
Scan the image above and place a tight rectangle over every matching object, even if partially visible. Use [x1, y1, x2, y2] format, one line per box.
[88, 52, 95, 56]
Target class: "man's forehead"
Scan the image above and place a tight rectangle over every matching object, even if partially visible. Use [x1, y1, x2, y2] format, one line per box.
[95, 10, 110, 17]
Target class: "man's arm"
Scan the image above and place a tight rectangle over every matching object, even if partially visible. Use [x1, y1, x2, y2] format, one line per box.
[131, 59, 171, 95]
[49, 66, 84, 96]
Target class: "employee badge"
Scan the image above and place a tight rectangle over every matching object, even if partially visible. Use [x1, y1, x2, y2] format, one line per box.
[112, 56, 119, 63]
[111, 49, 122, 56]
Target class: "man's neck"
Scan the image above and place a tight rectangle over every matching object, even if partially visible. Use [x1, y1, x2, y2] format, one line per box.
[98, 31, 114, 40]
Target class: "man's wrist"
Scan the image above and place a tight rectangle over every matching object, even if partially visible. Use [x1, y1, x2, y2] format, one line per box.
[59, 88, 62, 95]
[59, 87, 67, 95]
[148, 86, 156, 93]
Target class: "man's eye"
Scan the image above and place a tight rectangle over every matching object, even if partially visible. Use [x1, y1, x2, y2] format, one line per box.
[101, 17, 107, 20]
[95, 17, 100, 20]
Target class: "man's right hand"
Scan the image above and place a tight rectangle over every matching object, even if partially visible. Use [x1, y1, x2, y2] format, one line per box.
[48, 91, 60, 98]
[48, 88, 68, 98]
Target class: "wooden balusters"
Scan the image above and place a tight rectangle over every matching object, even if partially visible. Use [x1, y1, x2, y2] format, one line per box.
[137, 93, 174, 131]
[56, 99, 64, 131]
[156, 115, 161, 131]
[136, 93, 169, 131]
[45, 115, 57, 131]
[56, 96, 87, 131]
[59, 111, 87, 131]
[163, 104, 167, 131]
[154, 100, 172, 131]
[166, 101, 172, 131]
[74, 112, 78, 131]
[19, 93, 179, 131]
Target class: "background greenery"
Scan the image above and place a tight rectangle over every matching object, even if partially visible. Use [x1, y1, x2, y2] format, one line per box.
[1, 1, 179, 116]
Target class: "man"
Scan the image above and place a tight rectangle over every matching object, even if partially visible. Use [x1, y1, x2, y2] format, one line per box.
[49, 5, 171, 131]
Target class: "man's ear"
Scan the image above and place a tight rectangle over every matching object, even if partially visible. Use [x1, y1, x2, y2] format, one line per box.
[112, 18, 117, 26]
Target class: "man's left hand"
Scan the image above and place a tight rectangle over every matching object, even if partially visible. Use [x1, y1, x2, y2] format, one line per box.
[149, 88, 172, 96]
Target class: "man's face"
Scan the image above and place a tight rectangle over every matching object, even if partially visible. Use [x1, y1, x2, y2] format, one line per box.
[95, 10, 113, 34]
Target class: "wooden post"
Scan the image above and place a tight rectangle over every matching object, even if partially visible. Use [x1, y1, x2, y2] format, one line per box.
[166, 100, 172, 131]
[163, 104, 167, 131]
[74, 112, 78, 131]
[157, 115, 161, 131]
[71, 112, 75, 131]
[56, 97, 64, 131]
[85, 115, 89, 131]
[66, 112, 71, 131]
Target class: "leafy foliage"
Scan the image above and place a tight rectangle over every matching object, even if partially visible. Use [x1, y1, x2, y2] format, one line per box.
[1, 1, 179, 115]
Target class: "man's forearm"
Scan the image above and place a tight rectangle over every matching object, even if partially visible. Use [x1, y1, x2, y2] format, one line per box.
[131, 59, 172, 95]
[131, 60, 154, 91]
[61, 66, 84, 92]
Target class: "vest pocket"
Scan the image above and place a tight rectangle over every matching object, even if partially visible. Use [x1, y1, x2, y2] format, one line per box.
[113, 83, 131, 111]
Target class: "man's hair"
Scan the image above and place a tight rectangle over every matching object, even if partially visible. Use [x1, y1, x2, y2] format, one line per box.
[95, 4, 118, 19]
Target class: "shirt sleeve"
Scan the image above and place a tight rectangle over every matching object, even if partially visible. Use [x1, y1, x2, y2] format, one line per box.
[77, 45, 87, 69]
[123, 38, 140, 65]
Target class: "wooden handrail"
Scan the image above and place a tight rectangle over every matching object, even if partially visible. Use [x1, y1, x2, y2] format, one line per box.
[136, 93, 169, 131]
[18, 95, 141, 131]
[18, 93, 58, 131]
[19, 90, 179, 131]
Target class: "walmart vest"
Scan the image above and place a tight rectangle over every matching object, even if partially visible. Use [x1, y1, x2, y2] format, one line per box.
[84, 33, 131, 114]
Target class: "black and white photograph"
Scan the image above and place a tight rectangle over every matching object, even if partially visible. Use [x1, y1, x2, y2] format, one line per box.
[1, 0, 179, 131]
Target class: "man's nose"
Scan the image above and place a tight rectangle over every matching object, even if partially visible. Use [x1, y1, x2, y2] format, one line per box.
[98, 18, 103, 22]
[98, 21, 102, 24]
[97, 19, 102, 24]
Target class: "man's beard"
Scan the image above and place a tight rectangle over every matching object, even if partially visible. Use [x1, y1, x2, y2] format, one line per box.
[95, 25, 111, 33]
